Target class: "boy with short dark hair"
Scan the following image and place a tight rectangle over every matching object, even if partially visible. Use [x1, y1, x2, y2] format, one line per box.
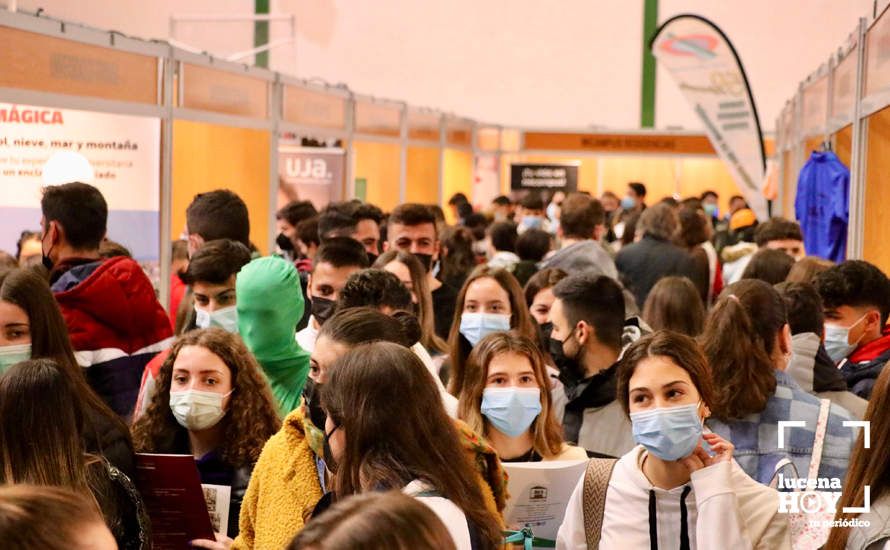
[817, 260, 890, 398]
[295, 237, 370, 352]
[42, 182, 172, 418]
[385, 204, 457, 340]
[548, 272, 635, 456]
[185, 189, 250, 255]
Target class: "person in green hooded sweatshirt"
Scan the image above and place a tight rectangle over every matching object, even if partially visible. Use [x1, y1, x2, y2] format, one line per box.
[236, 256, 310, 416]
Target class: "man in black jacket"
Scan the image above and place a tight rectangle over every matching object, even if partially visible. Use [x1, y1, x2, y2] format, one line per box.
[615, 202, 696, 309]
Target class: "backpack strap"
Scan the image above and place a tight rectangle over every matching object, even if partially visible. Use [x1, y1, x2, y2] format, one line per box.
[807, 398, 831, 482]
[582, 458, 618, 549]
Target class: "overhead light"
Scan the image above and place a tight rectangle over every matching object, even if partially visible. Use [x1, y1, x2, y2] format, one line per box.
[42, 151, 95, 185]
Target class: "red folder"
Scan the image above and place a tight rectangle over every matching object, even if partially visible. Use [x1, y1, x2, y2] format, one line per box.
[134, 453, 216, 549]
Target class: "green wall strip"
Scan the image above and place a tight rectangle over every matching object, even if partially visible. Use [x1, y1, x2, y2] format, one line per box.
[254, 0, 270, 68]
[641, 0, 658, 127]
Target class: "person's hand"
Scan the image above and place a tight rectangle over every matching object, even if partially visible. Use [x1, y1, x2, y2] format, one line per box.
[679, 433, 734, 474]
[190, 532, 233, 549]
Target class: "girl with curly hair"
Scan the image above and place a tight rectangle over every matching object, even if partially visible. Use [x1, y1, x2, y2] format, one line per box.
[131, 328, 280, 543]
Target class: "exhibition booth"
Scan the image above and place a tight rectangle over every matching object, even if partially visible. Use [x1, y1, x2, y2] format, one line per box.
[775, 1, 890, 273]
[0, 8, 759, 306]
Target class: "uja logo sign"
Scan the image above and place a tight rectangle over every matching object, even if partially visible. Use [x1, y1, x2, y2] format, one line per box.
[284, 157, 334, 183]
[775, 419, 869, 514]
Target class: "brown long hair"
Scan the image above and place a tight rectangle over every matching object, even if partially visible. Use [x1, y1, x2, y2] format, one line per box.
[322, 342, 502, 548]
[523, 267, 568, 308]
[447, 265, 536, 396]
[0, 485, 108, 550]
[374, 250, 447, 353]
[132, 329, 281, 467]
[0, 268, 130, 451]
[0, 359, 91, 492]
[642, 276, 705, 337]
[617, 331, 716, 416]
[458, 331, 563, 457]
[288, 491, 456, 550]
[825, 364, 890, 549]
[700, 280, 783, 420]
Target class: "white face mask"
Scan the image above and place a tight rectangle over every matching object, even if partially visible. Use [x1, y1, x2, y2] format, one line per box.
[169, 389, 232, 431]
[195, 305, 239, 333]
[0, 343, 31, 373]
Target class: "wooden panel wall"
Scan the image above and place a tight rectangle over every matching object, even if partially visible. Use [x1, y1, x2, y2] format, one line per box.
[405, 146, 440, 205]
[353, 141, 400, 212]
[443, 149, 473, 224]
[863, 107, 890, 273]
[172, 119, 270, 253]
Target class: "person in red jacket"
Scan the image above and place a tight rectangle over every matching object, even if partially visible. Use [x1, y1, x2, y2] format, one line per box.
[41, 182, 173, 419]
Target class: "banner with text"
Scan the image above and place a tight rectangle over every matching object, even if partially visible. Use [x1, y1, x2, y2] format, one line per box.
[651, 15, 768, 219]
[278, 146, 345, 210]
[510, 163, 578, 193]
[0, 102, 160, 261]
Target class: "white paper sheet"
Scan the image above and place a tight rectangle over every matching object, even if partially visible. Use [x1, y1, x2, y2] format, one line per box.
[502, 459, 588, 546]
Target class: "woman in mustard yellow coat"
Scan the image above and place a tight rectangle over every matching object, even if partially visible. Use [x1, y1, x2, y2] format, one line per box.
[232, 308, 508, 550]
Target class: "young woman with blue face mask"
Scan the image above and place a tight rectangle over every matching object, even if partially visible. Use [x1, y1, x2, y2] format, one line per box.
[557, 330, 791, 549]
[457, 331, 586, 462]
[447, 266, 536, 397]
[131, 328, 280, 545]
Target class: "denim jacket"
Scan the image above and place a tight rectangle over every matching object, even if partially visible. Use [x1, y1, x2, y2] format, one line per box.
[707, 370, 856, 485]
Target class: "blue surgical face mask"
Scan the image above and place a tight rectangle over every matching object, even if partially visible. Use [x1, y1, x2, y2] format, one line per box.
[460, 312, 511, 346]
[481, 387, 542, 437]
[195, 305, 239, 333]
[824, 315, 867, 363]
[521, 216, 543, 230]
[0, 343, 31, 374]
[703, 203, 719, 218]
[630, 402, 703, 461]
[621, 196, 637, 210]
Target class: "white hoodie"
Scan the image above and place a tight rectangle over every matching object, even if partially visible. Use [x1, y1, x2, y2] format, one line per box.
[557, 446, 790, 549]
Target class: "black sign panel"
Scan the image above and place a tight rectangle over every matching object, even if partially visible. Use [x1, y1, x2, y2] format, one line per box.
[510, 163, 578, 192]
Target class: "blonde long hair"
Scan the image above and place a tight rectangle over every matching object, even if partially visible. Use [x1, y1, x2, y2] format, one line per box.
[447, 266, 536, 396]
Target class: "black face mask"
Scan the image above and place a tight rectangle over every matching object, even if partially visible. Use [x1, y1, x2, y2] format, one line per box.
[549, 333, 585, 386]
[539, 321, 554, 343]
[311, 297, 337, 326]
[366, 252, 378, 266]
[302, 378, 327, 432]
[412, 253, 433, 273]
[323, 424, 339, 474]
[276, 233, 295, 252]
[41, 230, 54, 271]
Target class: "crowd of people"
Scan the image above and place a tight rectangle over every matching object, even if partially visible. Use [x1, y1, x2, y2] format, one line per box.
[0, 180, 888, 549]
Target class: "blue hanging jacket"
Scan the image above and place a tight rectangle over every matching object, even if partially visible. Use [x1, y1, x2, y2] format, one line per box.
[794, 151, 849, 263]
